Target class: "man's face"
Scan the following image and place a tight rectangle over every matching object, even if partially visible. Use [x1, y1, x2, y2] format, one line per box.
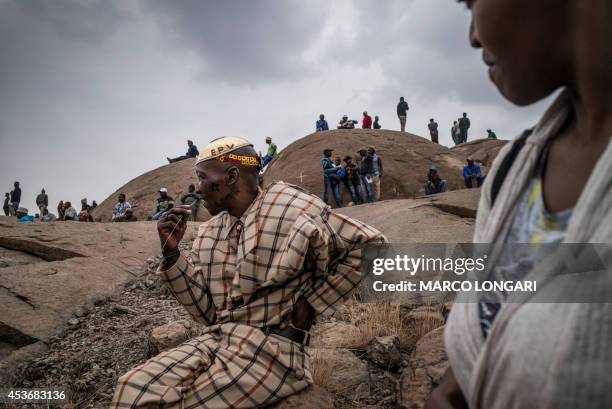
[463, 0, 569, 106]
[468, 160, 475, 167]
[118, 195, 125, 203]
[367, 148, 374, 155]
[195, 161, 235, 216]
[160, 192, 167, 199]
[188, 141, 193, 147]
[359, 151, 366, 157]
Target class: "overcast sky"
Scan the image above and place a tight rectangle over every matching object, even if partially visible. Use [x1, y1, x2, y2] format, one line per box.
[0, 0, 554, 213]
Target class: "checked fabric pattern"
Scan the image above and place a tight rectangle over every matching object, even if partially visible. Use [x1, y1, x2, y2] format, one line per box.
[112, 182, 386, 408]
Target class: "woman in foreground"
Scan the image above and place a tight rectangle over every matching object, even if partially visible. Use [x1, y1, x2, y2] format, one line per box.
[426, 0, 612, 408]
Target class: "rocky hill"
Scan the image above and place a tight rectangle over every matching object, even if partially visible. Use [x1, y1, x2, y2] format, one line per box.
[450, 138, 508, 168]
[91, 158, 210, 223]
[263, 129, 490, 206]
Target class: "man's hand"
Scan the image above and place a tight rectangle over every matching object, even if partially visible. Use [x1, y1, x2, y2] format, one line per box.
[157, 205, 191, 266]
[292, 297, 315, 331]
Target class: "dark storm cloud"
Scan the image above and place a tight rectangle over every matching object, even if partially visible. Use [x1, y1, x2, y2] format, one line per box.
[146, 0, 331, 84]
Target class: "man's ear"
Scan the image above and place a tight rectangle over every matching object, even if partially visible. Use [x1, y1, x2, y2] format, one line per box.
[226, 166, 240, 185]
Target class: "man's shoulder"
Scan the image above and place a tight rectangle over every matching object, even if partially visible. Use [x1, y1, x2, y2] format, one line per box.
[263, 182, 327, 211]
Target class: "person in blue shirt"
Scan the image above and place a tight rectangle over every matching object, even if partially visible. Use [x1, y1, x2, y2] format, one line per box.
[15, 207, 34, 222]
[167, 140, 199, 163]
[321, 148, 343, 207]
[463, 158, 484, 188]
[316, 114, 329, 132]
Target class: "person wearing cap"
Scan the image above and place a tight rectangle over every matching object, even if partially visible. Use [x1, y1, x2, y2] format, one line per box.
[362, 111, 372, 129]
[63, 202, 77, 221]
[343, 155, 362, 205]
[112, 136, 386, 408]
[315, 113, 329, 131]
[397, 97, 409, 132]
[112, 193, 132, 222]
[487, 128, 498, 139]
[424, 165, 447, 195]
[151, 188, 174, 220]
[463, 157, 483, 188]
[368, 146, 383, 201]
[428, 118, 439, 144]
[261, 136, 278, 167]
[15, 207, 34, 222]
[36, 188, 48, 213]
[167, 140, 200, 164]
[321, 148, 343, 207]
[10, 181, 21, 216]
[358, 148, 374, 203]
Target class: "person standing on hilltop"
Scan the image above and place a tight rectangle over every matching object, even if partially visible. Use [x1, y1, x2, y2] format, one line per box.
[35, 188, 48, 213]
[9, 181, 21, 216]
[451, 121, 461, 145]
[111, 136, 385, 408]
[57, 200, 65, 221]
[358, 148, 374, 203]
[368, 146, 383, 201]
[316, 113, 329, 131]
[342, 155, 362, 205]
[261, 136, 278, 167]
[428, 118, 440, 143]
[397, 97, 410, 132]
[373, 115, 382, 129]
[3, 193, 10, 216]
[458, 112, 471, 143]
[167, 140, 199, 163]
[321, 148, 343, 207]
[362, 111, 373, 129]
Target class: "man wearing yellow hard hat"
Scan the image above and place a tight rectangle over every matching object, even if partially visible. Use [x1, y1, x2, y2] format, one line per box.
[112, 136, 386, 408]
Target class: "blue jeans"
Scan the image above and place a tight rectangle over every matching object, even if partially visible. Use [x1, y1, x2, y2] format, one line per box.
[262, 155, 273, 167]
[323, 177, 343, 207]
[151, 211, 164, 220]
[345, 180, 362, 204]
[424, 180, 447, 195]
[360, 175, 374, 203]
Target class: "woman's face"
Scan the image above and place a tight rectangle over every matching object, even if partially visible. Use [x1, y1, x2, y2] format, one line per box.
[462, 0, 571, 106]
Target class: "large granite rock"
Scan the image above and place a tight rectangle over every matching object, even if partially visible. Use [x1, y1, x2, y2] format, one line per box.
[310, 347, 370, 401]
[399, 326, 449, 409]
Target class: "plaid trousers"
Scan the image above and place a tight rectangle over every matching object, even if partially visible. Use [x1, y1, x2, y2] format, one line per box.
[111, 323, 311, 408]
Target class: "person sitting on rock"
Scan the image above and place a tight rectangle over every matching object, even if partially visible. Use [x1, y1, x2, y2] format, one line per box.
[373, 115, 382, 129]
[261, 136, 278, 167]
[338, 115, 358, 129]
[15, 207, 34, 222]
[424, 165, 447, 195]
[123, 208, 138, 222]
[111, 136, 386, 408]
[41, 208, 57, 222]
[362, 111, 372, 129]
[343, 155, 362, 205]
[63, 202, 77, 221]
[487, 128, 498, 139]
[316, 113, 329, 131]
[112, 193, 132, 222]
[151, 188, 174, 220]
[167, 140, 199, 164]
[180, 184, 200, 221]
[463, 158, 483, 188]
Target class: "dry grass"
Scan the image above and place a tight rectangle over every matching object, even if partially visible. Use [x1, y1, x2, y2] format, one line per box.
[310, 349, 336, 388]
[334, 301, 445, 352]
